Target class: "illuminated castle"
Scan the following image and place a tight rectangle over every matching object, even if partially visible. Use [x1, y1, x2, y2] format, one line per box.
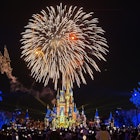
[44, 84, 87, 129]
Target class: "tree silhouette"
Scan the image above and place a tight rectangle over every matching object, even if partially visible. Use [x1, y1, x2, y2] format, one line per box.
[130, 82, 140, 109]
[129, 82, 140, 127]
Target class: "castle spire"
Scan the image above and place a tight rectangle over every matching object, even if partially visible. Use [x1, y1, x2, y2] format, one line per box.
[94, 108, 100, 128]
[53, 104, 57, 114]
[108, 112, 114, 128]
[95, 108, 99, 118]
[81, 105, 85, 115]
[45, 104, 51, 118]
[109, 112, 113, 120]
[74, 103, 77, 113]
[60, 90, 65, 102]
[25, 109, 29, 120]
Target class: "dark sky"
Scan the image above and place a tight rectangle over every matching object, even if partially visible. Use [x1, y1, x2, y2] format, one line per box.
[0, 0, 139, 119]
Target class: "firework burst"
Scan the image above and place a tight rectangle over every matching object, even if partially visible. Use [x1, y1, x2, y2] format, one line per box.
[20, 3, 108, 90]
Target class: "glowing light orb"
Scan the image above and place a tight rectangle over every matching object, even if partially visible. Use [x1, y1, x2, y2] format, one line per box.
[69, 33, 77, 40]
[20, 3, 109, 89]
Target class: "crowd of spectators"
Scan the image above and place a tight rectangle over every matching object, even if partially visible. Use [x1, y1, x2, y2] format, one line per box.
[0, 120, 140, 140]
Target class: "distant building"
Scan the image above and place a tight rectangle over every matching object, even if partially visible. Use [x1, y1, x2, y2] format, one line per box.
[108, 112, 114, 128]
[44, 83, 87, 129]
[94, 108, 100, 128]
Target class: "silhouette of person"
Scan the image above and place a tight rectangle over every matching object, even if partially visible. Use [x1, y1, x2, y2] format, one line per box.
[95, 124, 111, 140]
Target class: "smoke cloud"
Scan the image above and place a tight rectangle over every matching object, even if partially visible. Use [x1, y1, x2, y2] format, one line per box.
[10, 79, 56, 106]
[0, 46, 56, 107]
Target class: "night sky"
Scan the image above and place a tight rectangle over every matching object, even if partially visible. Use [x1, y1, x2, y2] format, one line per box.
[0, 0, 139, 119]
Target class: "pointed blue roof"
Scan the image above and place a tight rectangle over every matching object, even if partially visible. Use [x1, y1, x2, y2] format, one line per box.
[109, 112, 113, 120]
[25, 109, 29, 119]
[11, 113, 16, 122]
[81, 105, 85, 115]
[45, 106, 51, 118]
[95, 109, 99, 118]
[74, 104, 77, 112]
[53, 105, 57, 114]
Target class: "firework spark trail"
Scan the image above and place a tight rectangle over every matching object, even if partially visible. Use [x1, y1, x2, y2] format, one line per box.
[20, 3, 109, 90]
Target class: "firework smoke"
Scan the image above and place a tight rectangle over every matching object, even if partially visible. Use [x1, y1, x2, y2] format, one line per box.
[0, 46, 55, 106]
[10, 80, 56, 106]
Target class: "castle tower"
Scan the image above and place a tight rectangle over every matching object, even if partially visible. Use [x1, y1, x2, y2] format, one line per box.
[108, 112, 114, 128]
[25, 109, 29, 120]
[44, 105, 51, 128]
[81, 105, 87, 128]
[45, 104, 52, 119]
[44, 80, 87, 129]
[94, 108, 100, 128]
[25, 109, 30, 126]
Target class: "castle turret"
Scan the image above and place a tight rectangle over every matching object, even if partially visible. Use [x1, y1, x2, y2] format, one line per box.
[45, 105, 51, 118]
[60, 90, 65, 102]
[70, 88, 74, 103]
[25, 109, 29, 120]
[72, 103, 77, 120]
[25, 109, 30, 126]
[108, 112, 114, 128]
[94, 108, 100, 128]
[44, 105, 51, 128]
[81, 105, 85, 115]
[53, 104, 57, 115]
